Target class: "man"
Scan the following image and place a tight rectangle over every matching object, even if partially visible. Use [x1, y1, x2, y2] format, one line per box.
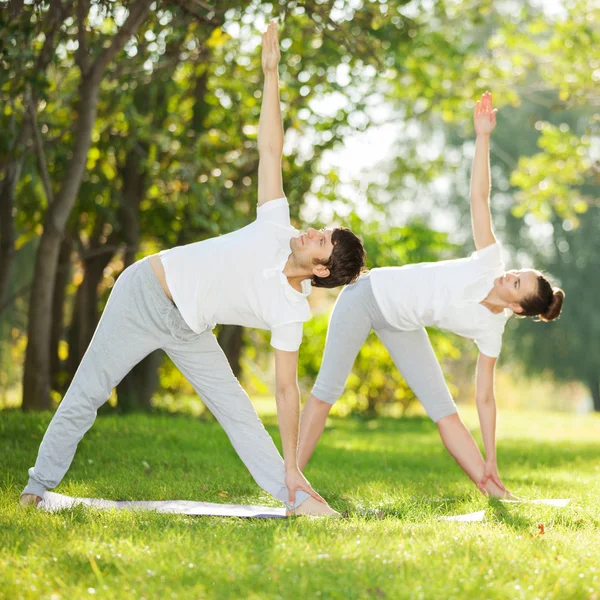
[21, 22, 366, 516]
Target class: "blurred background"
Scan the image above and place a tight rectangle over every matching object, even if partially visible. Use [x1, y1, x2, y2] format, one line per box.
[1, 0, 598, 418]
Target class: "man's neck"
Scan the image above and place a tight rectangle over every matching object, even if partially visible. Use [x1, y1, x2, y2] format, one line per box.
[283, 255, 311, 292]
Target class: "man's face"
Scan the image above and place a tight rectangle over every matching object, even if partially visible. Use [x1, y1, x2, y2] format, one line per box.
[291, 227, 335, 273]
[493, 268, 539, 312]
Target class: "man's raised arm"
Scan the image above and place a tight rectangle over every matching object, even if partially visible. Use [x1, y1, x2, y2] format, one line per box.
[257, 21, 285, 207]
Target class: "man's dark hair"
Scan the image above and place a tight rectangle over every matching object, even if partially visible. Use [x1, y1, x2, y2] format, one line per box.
[312, 227, 366, 288]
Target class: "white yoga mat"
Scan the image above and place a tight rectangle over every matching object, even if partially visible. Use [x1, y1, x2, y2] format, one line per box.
[444, 510, 485, 522]
[442, 498, 571, 522]
[39, 492, 287, 519]
[502, 498, 570, 507]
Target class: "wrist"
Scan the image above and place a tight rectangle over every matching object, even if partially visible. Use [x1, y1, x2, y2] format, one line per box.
[476, 132, 491, 139]
[285, 463, 299, 473]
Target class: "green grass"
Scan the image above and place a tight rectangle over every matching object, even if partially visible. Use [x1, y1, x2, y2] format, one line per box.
[1, 406, 599, 599]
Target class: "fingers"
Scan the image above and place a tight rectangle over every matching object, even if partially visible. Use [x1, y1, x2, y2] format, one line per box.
[475, 91, 494, 116]
[491, 475, 508, 492]
[266, 20, 278, 42]
[288, 487, 296, 506]
[307, 487, 327, 504]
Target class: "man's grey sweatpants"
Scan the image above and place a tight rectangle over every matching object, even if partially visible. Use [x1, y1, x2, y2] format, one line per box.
[23, 258, 309, 509]
[312, 274, 458, 423]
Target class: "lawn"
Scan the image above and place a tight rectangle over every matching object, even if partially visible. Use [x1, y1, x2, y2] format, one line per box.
[1, 406, 599, 599]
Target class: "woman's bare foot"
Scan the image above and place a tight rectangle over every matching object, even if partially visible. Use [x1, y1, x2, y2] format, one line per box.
[286, 496, 341, 517]
[481, 480, 515, 499]
[20, 494, 42, 507]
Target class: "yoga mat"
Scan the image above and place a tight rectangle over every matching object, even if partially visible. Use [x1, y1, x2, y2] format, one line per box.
[443, 510, 486, 522]
[502, 498, 570, 507]
[39, 492, 287, 519]
[442, 498, 571, 522]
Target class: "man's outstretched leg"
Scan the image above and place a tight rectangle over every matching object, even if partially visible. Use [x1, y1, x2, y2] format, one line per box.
[165, 331, 339, 516]
[21, 260, 170, 505]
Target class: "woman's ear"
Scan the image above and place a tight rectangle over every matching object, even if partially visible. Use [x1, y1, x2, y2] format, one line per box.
[509, 302, 524, 314]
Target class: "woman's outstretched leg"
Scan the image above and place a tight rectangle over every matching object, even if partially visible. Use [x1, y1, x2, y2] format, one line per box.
[376, 327, 508, 497]
[298, 276, 376, 470]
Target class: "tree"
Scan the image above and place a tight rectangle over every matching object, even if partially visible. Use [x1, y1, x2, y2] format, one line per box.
[21, 0, 153, 410]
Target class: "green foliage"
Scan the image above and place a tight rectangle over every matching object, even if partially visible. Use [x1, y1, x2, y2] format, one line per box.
[503, 206, 600, 405]
[491, 0, 600, 221]
[2, 0, 596, 409]
[510, 123, 593, 222]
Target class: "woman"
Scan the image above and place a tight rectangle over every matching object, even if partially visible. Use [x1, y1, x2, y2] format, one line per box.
[297, 92, 565, 497]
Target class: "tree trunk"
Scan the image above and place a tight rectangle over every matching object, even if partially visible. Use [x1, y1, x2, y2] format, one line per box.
[1, 3, 65, 303]
[66, 241, 117, 379]
[217, 325, 244, 378]
[22, 76, 102, 410]
[0, 162, 21, 304]
[116, 146, 158, 410]
[22, 1, 152, 410]
[116, 350, 163, 413]
[50, 234, 73, 393]
[589, 376, 600, 413]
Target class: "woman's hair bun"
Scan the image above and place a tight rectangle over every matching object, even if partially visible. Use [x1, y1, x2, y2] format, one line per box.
[540, 288, 565, 322]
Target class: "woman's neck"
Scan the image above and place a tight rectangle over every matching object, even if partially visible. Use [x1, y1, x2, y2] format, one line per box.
[479, 287, 507, 314]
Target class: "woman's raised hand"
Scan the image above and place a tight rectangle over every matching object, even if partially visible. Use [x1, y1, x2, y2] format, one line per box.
[474, 91, 498, 136]
[261, 21, 281, 74]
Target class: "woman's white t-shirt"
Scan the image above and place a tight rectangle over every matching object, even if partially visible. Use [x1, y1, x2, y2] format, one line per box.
[369, 242, 511, 357]
[159, 198, 310, 352]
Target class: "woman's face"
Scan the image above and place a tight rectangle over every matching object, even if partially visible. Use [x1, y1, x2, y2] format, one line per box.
[493, 269, 540, 312]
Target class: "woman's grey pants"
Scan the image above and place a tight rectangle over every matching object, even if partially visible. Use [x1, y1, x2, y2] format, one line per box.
[22, 259, 309, 509]
[312, 275, 458, 422]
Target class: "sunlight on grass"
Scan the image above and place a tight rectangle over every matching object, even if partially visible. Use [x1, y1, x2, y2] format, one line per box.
[1, 408, 599, 599]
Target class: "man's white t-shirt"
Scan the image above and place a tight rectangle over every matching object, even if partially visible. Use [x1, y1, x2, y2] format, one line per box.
[159, 198, 311, 352]
[370, 242, 511, 357]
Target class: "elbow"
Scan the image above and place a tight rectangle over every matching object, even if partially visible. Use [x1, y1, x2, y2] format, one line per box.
[476, 394, 495, 406]
[275, 384, 299, 404]
[258, 145, 283, 157]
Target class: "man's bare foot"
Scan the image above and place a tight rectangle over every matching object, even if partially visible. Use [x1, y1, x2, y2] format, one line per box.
[286, 496, 341, 517]
[20, 494, 42, 507]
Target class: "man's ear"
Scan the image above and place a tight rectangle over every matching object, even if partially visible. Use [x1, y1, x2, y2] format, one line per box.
[509, 302, 524, 314]
[312, 264, 330, 279]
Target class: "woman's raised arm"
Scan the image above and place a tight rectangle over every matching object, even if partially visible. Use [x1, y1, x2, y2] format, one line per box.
[470, 91, 498, 251]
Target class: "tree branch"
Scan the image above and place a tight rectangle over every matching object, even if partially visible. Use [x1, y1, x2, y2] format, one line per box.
[75, 0, 91, 74]
[90, 0, 154, 81]
[35, 0, 67, 72]
[27, 96, 54, 206]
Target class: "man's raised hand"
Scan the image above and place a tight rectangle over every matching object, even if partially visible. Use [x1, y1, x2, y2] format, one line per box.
[474, 91, 498, 136]
[261, 21, 281, 74]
